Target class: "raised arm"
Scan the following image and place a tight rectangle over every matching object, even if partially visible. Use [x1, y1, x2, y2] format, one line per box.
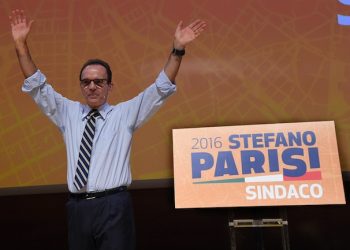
[9, 9, 37, 78]
[164, 19, 206, 83]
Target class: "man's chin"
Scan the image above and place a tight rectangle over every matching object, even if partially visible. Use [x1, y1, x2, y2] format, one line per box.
[87, 101, 101, 109]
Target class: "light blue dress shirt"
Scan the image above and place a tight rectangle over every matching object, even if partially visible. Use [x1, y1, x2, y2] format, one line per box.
[22, 70, 176, 193]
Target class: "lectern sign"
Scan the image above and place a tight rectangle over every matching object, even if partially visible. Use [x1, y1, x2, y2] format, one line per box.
[173, 121, 345, 208]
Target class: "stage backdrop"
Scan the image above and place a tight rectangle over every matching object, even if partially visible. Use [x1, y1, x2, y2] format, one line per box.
[0, 0, 350, 189]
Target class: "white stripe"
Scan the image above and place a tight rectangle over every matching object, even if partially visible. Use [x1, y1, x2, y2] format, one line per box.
[86, 122, 95, 136]
[79, 145, 91, 163]
[75, 174, 83, 188]
[81, 136, 93, 151]
[81, 172, 88, 183]
[79, 138, 92, 153]
[78, 158, 89, 175]
[84, 129, 93, 143]
[88, 117, 96, 126]
[77, 168, 87, 183]
[83, 132, 93, 146]
[245, 174, 283, 183]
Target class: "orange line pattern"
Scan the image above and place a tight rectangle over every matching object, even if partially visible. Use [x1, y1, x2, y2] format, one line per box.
[0, 0, 349, 188]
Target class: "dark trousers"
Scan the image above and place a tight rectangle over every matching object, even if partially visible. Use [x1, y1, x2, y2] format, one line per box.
[66, 190, 135, 250]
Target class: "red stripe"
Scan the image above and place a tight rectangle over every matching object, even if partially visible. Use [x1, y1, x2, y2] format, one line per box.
[284, 171, 322, 181]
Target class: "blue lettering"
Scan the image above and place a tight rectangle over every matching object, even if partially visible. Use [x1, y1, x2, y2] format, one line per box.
[252, 133, 264, 148]
[268, 149, 279, 172]
[288, 132, 302, 146]
[228, 135, 240, 149]
[303, 131, 316, 146]
[275, 133, 288, 147]
[191, 152, 214, 178]
[308, 147, 320, 169]
[264, 133, 275, 147]
[241, 150, 265, 174]
[240, 134, 251, 148]
[282, 148, 306, 177]
[214, 151, 238, 177]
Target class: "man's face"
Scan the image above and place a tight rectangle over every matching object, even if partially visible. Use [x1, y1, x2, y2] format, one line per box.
[80, 64, 112, 109]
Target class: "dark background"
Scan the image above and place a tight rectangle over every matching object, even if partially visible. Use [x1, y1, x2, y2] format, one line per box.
[0, 180, 349, 250]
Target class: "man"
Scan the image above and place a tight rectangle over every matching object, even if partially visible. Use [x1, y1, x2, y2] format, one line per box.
[9, 9, 206, 250]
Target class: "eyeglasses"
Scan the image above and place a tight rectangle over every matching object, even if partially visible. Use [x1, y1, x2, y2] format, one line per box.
[80, 79, 108, 88]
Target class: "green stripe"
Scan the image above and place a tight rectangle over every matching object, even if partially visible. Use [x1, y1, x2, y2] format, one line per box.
[193, 178, 245, 184]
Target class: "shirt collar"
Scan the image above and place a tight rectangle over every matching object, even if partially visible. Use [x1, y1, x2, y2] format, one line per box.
[81, 103, 112, 121]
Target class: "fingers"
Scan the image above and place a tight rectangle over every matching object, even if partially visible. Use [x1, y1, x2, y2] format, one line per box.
[193, 27, 205, 37]
[15, 10, 21, 24]
[9, 9, 28, 25]
[20, 10, 26, 23]
[9, 10, 16, 26]
[9, 9, 19, 25]
[188, 19, 200, 29]
[9, 15, 14, 27]
[188, 19, 206, 37]
[188, 19, 206, 30]
[176, 20, 183, 32]
[28, 20, 34, 29]
[188, 19, 206, 34]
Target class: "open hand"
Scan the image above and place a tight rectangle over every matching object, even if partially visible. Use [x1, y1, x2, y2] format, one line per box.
[174, 19, 206, 49]
[9, 9, 34, 44]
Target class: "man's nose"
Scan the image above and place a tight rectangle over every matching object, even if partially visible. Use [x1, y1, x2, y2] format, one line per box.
[87, 81, 97, 90]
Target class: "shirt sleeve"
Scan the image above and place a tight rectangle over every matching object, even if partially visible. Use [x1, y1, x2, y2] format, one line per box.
[124, 70, 177, 130]
[22, 70, 71, 132]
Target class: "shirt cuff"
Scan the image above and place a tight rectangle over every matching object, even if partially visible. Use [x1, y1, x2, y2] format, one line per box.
[22, 70, 47, 92]
[155, 70, 177, 95]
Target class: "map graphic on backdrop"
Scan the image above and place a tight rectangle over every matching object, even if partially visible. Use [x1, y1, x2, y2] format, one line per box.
[0, 0, 350, 189]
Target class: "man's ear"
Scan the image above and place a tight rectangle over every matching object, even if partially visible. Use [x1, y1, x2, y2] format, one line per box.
[108, 82, 113, 90]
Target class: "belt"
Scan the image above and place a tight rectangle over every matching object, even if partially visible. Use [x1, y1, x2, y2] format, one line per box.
[69, 186, 127, 200]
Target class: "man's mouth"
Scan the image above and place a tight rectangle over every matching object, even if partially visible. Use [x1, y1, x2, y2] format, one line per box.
[88, 94, 99, 98]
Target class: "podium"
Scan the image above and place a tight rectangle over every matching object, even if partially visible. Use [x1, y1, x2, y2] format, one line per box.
[228, 208, 290, 250]
[173, 123, 345, 249]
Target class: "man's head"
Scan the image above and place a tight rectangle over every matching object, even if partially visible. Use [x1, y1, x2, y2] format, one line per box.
[79, 59, 113, 109]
